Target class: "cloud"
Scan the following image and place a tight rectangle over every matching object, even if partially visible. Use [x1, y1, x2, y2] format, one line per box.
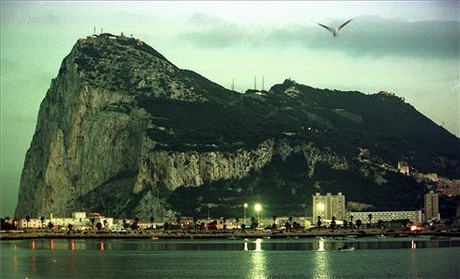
[319, 16, 460, 59]
[182, 13, 249, 48]
[181, 14, 459, 59]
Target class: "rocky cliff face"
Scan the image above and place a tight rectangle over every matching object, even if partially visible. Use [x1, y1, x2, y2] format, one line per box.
[18, 37, 147, 218]
[17, 33, 459, 219]
[16, 34, 346, 219]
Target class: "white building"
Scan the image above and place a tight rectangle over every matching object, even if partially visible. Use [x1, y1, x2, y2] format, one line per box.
[312, 192, 346, 222]
[18, 212, 113, 230]
[346, 210, 422, 223]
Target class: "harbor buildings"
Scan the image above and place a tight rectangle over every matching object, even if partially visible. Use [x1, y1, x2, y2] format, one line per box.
[346, 210, 422, 223]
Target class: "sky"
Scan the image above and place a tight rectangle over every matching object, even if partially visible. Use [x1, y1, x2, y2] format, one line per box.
[1, 1, 459, 216]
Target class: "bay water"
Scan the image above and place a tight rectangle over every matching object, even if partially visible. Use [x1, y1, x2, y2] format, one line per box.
[1, 237, 459, 278]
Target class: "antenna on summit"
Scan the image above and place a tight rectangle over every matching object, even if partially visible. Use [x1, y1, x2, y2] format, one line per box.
[231, 78, 235, 91]
[254, 76, 257, 90]
[262, 76, 265, 91]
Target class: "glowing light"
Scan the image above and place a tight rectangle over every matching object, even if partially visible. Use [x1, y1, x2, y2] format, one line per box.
[244, 203, 248, 208]
[249, 239, 267, 279]
[313, 244, 330, 279]
[255, 238, 263, 252]
[254, 203, 262, 223]
[317, 237, 325, 252]
[317, 203, 325, 211]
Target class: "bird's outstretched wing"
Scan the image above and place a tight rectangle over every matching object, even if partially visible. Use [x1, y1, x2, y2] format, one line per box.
[317, 23, 334, 33]
[337, 19, 352, 31]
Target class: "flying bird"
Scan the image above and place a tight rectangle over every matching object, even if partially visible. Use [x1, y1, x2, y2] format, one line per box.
[317, 19, 352, 37]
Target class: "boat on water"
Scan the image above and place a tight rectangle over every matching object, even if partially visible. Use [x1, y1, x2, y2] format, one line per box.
[340, 247, 355, 252]
[339, 246, 355, 252]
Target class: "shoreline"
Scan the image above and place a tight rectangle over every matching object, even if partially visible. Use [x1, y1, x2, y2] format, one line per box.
[1, 229, 458, 241]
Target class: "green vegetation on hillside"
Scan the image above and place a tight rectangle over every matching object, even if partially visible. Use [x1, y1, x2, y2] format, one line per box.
[167, 154, 426, 218]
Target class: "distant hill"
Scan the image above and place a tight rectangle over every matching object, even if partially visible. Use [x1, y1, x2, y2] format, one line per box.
[16, 33, 460, 220]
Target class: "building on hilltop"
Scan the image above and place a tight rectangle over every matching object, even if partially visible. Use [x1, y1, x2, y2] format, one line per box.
[398, 161, 410, 175]
[437, 179, 460, 197]
[312, 192, 346, 223]
[424, 190, 440, 221]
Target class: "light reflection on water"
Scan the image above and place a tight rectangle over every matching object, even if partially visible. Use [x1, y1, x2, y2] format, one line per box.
[313, 248, 330, 279]
[1, 237, 459, 279]
[407, 246, 422, 279]
[4, 237, 460, 252]
[311, 237, 332, 279]
[248, 239, 267, 279]
[317, 237, 326, 251]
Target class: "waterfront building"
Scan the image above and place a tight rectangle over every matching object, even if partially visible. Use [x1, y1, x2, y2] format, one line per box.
[312, 192, 346, 222]
[17, 212, 113, 230]
[346, 210, 422, 223]
[271, 216, 312, 229]
[18, 218, 45, 229]
[424, 190, 439, 221]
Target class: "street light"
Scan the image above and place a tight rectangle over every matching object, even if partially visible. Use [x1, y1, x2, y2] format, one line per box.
[243, 203, 248, 224]
[254, 203, 262, 224]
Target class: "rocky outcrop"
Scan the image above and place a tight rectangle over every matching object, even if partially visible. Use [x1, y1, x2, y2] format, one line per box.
[17, 49, 147, 218]
[134, 137, 347, 191]
[134, 139, 275, 194]
[17, 34, 350, 220]
[18, 33, 455, 219]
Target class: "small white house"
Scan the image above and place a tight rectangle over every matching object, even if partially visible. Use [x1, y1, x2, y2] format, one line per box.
[18, 212, 114, 230]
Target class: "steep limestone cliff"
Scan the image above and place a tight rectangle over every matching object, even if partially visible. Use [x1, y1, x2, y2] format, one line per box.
[17, 33, 458, 219]
[17, 34, 348, 219]
[17, 43, 147, 217]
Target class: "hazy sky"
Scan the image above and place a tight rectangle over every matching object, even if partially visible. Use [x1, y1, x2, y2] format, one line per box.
[1, 1, 459, 216]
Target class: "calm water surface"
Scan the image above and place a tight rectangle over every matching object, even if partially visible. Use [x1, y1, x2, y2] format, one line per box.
[1, 237, 459, 278]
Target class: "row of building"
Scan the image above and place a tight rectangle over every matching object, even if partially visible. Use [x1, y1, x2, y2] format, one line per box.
[12, 212, 115, 231]
[11, 191, 442, 231]
[312, 191, 440, 225]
